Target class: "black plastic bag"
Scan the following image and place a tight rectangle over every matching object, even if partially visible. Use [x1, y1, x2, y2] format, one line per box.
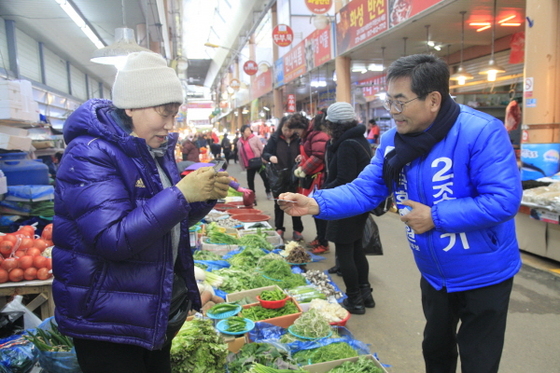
[363, 214, 383, 256]
[371, 197, 393, 217]
[266, 163, 295, 196]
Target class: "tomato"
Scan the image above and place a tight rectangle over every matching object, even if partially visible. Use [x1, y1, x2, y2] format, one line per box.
[32, 239, 48, 252]
[37, 268, 51, 280]
[18, 255, 33, 270]
[0, 269, 8, 283]
[23, 267, 37, 281]
[33, 256, 47, 269]
[45, 258, 52, 271]
[0, 241, 13, 257]
[27, 248, 41, 257]
[41, 224, 53, 241]
[8, 268, 24, 282]
[1, 258, 18, 272]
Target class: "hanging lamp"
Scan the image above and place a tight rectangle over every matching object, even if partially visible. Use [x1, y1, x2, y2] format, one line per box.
[479, 0, 505, 81]
[450, 11, 474, 85]
[90, 0, 152, 69]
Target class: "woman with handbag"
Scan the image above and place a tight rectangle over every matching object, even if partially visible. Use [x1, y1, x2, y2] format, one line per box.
[320, 102, 375, 315]
[288, 112, 330, 249]
[237, 124, 272, 203]
[262, 115, 304, 241]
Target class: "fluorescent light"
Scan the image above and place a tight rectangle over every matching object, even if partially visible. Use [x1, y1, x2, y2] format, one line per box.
[498, 15, 516, 23]
[55, 0, 104, 49]
[310, 81, 327, 87]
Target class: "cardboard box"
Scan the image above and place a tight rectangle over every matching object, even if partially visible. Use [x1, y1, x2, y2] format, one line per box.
[0, 124, 28, 137]
[240, 298, 302, 329]
[225, 335, 246, 353]
[226, 285, 283, 304]
[303, 354, 388, 373]
[0, 133, 32, 151]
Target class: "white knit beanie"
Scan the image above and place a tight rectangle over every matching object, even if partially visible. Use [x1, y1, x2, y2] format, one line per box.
[326, 102, 356, 123]
[112, 51, 184, 109]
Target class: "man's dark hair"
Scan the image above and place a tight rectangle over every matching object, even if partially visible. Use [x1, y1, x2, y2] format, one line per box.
[386, 54, 450, 102]
[368, 119, 376, 125]
[287, 113, 309, 131]
[324, 119, 358, 142]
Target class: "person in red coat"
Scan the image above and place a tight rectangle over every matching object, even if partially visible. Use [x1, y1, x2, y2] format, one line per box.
[181, 138, 200, 162]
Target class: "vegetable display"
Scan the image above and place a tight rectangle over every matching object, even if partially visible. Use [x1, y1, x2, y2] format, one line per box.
[193, 250, 223, 261]
[227, 247, 268, 269]
[238, 231, 273, 251]
[24, 320, 73, 352]
[247, 363, 307, 373]
[226, 342, 300, 373]
[292, 342, 358, 365]
[259, 288, 286, 301]
[207, 302, 240, 317]
[302, 270, 344, 299]
[240, 301, 299, 322]
[327, 355, 385, 373]
[222, 316, 249, 333]
[213, 268, 254, 293]
[170, 317, 228, 373]
[251, 260, 307, 290]
[288, 309, 331, 340]
[285, 246, 311, 264]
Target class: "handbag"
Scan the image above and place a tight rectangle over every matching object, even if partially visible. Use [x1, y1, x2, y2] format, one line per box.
[372, 196, 393, 217]
[247, 157, 263, 170]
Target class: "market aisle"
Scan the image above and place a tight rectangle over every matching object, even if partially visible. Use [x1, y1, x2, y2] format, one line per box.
[225, 161, 560, 373]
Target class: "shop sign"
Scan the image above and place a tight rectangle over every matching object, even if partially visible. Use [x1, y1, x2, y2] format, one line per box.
[529, 208, 560, 225]
[524, 77, 533, 98]
[275, 58, 285, 87]
[251, 69, 273, 100]
[229, 79, 241, 90]
[243, 60, 258, 76]
[283, 43, 307, 84]
[273, 24, 294, 47]
[287, 94, 296, 113]
[305, 0, 333, 14]
[336, 0, 388, 55]
[305, 27, 333, 70]
[359, 74, 386, 102]
[520, 143, 560, 181]
[187, 102, 213, 109]
[388, 0, 443, 28]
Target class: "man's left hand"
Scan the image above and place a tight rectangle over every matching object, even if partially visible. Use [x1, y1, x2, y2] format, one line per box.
[400, 200, 434, 234]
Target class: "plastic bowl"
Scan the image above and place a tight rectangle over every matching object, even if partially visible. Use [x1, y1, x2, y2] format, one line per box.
[232, 213, 271, 222]
[329, 310, 351, 327]
[205, 304, 242, 320]
[256, 295, 289, 309]
[228, 208, 262, 215]
[215, 318, 255, 336]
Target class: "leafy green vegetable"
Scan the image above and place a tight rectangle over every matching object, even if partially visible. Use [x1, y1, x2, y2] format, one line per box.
[214, 268, 254, 293]
[288, 309, 331, 339]
[228, 247, 268, 269]
[259, 288, 286, 301]
[246, 363, 307, 372]
[240, 301, 299, 322]
[170, 317, 228, 373]
[326, 355, 385, 373]
[238, 232, 273, 251]
[292, 342, 358, 365]
[226, 342, 299, 373]
[194, 250, 224, 261]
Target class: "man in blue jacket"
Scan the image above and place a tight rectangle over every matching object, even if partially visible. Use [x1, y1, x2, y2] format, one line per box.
[279, 54, 522, 373]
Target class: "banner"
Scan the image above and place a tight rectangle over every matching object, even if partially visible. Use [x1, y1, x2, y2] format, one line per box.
[359, 74, 387, 102]
[336, 0, 388, 55]
[305, 27, 333, 71]
[388, 0, 443, 28]
[251, 69, 273, 100]
[283, 43, 307, 84]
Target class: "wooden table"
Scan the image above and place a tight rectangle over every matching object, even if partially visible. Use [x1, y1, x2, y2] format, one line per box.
[0, 279, 54, 320]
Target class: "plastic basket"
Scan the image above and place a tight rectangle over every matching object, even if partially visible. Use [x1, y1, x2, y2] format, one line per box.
[256, 295, 288, 309]
[215, 318, 255, 336]
[205, 304, 242, 320]
[329, 310, 351, 327]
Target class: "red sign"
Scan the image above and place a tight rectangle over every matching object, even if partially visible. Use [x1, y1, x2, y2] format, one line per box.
[389, 0, 443, 28]
[283, 43, 307, 84]
[251, 69, 273, 100]
[287, 94, 296, 113]
[305, 0, 333, 14]
[273, 24, 294, 47]
[243, 60, 258, 75]
[187, 102, 213, 109]
[307, 27, 332, 69]
[359, 74, 387, 102]
[336, 0, 389, 55]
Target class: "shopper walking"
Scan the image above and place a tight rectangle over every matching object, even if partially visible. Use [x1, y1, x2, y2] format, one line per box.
[287, 112, 329, 248]
[232, 132, 240, 163]
[279, 54, 522, 373]
[237, 124, 272, 203]
[52, 51, 231, 373]
[221, 134, 232, 164]
[262, 115, 303, 241]
[320, 102, 374, 314]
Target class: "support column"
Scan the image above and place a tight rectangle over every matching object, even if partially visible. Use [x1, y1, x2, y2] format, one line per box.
[522, 0, 560, 143]
[273, 88, 283, 119]
[335, 56, 351, 103]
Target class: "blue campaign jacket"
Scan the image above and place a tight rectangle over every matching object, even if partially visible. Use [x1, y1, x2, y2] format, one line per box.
[52, 99, 213, 350]
[314, 104, 522, 292]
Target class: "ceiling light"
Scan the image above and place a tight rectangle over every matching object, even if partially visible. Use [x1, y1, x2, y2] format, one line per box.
[479, 0, 505, 81]
[90, 0, 151, 68]
[434, 45, 442, 51]
[367, 63, 384, 72]
[450, 11, 474, 85]
[55, 0, 104, 49]
[263, 106, 270, 111]
[476, 25, 491, 32]
[500, 23, 521, 26]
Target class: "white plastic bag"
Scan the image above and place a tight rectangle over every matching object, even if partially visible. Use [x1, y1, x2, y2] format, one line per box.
[0, 295, 42, 329]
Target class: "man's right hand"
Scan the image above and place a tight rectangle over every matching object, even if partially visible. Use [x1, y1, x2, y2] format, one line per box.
[277, 192, 320, 216]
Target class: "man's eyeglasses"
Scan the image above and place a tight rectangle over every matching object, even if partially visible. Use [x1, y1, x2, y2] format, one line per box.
[383, 96, 420, 113]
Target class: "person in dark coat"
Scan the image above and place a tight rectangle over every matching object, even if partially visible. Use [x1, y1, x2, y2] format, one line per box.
[232, 132, 240, 163]
[262, 115, 303, 240]
[181, 138, 200, 162]
[321, 102, 374, 315]
[221, 135, 232, 163]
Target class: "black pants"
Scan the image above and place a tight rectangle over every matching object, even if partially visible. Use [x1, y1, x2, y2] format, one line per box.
[336, 238, 370, 293]
[420, 277, 513, 373]
[246, 167, 270, 194]
[74, 338, 172, 373]
[274, 199, 303, 233]
[314, 218, 328, 246]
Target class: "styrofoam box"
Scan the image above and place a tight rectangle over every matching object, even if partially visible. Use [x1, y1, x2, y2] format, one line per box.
[304, 354, 389, 373]
[0, 102, 27, 122]
[0, 81, 21, 101]
[0, 133, 32, 151]
[239, 229, 282, 245]
[0, 124, 28, 137]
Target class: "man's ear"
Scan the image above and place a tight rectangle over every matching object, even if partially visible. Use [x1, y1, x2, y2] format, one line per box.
[429, 91, 442, 112]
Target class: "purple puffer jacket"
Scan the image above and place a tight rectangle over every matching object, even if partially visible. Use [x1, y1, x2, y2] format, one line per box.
[52, 99, 213, 350]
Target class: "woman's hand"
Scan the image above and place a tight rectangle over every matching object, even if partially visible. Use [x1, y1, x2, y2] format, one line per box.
[176, 167, 217, 202]
[293, 167, 306, 178]
[295, 155, 302, 163]
[210, 171, 231, 200]
[269, 156, 278, 164]
[277, 192, 319, 216]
